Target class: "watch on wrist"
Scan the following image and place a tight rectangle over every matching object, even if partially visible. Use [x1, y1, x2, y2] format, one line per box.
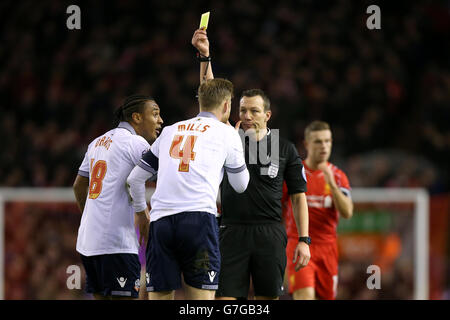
[299, 236, 311, 245]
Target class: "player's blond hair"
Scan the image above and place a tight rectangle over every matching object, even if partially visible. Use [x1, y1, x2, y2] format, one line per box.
[304, 120, 331, 139]
[198, 78, 234, 111]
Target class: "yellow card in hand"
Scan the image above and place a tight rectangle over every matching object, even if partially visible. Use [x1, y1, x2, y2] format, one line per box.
[199, 11, 210, 29]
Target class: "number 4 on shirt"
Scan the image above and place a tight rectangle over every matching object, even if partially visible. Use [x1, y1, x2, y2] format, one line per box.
[169, 135, 198, 172]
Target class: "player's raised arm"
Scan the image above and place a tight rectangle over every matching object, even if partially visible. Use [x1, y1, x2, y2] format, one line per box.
[317, 162, 354, 219]
[192, 28, 214, 83]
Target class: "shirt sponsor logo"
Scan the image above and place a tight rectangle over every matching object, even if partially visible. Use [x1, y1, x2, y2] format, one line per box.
[307, 195, 333, 208]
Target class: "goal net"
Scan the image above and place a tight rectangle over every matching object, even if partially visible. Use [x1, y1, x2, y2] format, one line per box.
[0, 187, 429, 299]
[336, 188, 429, 300]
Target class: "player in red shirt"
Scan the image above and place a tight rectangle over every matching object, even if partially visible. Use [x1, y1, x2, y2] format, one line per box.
[283, 121, 353, 300]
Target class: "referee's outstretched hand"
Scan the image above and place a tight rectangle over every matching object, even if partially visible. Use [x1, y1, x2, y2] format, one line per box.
[293, 242, 311, 271]
[192, 28, 210, 57]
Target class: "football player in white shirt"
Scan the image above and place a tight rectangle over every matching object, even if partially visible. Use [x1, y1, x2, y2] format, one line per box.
[73, 95, 163, 300]
[127, 79, 250, 300]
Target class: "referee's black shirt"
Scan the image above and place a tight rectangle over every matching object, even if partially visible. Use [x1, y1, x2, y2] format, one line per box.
[220, 129, 307, 224]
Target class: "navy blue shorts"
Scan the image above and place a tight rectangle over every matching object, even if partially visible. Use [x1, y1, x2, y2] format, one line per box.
[146, 211, 220, 292]
[80, 253, 141, 298]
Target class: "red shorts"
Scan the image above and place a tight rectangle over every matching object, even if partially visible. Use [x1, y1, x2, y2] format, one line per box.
[286, 238, 338, 299]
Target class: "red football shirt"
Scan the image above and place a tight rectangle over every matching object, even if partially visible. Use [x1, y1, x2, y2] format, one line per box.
[283, 161, 351, 244]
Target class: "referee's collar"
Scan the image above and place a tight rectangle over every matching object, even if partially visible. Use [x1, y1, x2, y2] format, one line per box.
[197, 111, 219, 120]
[245, 128, 271, 144]
[256, 128, 272, 140]
[117, 121, 137, 135]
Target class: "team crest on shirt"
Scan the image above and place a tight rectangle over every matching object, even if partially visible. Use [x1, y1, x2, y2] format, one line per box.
[324, 182, 331, 195]
[267, 163, 279, 178]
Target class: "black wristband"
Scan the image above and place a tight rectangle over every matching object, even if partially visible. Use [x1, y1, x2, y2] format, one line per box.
[299, 236, 311, 245]
[197, 52, 211, 62]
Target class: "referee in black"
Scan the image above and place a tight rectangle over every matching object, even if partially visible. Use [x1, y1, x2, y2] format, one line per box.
[192, 28, 311, 300]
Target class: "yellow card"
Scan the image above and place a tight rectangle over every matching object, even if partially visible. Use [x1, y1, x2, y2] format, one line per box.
[199, 11, 210, 29]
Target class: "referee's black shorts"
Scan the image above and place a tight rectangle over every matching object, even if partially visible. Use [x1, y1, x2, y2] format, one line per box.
[216, 222, 287, 298]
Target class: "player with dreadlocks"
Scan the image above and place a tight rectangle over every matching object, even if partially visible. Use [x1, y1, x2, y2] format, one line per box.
[73, 95, 163, 300]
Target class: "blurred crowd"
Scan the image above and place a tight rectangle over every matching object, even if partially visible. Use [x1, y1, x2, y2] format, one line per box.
[0, 0, 449, 193]
[4, 203, 84, 299]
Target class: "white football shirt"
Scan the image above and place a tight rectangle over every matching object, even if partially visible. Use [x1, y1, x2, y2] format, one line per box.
[76, 122, 150, 256]
[139, 112, 246, 222]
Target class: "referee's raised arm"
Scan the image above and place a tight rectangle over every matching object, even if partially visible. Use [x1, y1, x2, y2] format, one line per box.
[192, 28, 214, 83]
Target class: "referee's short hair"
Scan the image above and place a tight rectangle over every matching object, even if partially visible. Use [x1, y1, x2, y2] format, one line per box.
[198, 78, 234, 111]
[241, 89, 271, 112]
